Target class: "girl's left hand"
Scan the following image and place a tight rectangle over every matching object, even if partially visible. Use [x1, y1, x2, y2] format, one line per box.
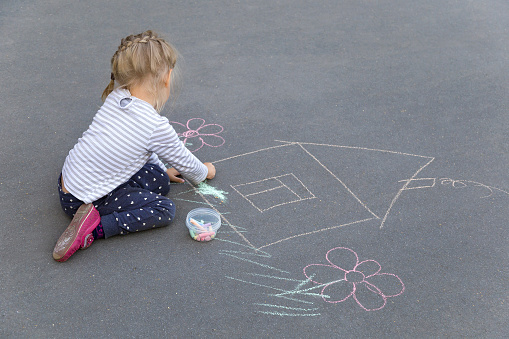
[166, 167, 185, 183]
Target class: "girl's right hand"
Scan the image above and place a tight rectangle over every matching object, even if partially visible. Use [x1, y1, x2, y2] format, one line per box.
[204, 162, 216, 180]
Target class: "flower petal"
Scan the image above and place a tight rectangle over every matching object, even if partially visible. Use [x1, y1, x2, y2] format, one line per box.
[201, 135, 225, 148]
[169, 121, 188, 135]
[186, 138, 205, 152]
[326, 247, 359, 271]
[321, 280, 354, 303]
[303, 264, 345, 285]
[352, 281, 387, 311]
[365, 273, 405, 298]
[186, 118, 206, 131]
[355, 260, 381, 278]
[196, 123, 224, 135]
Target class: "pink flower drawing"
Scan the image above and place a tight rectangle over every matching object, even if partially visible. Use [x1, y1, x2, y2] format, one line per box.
[303, 247, 405, 311]
[170, 118, 225, 152]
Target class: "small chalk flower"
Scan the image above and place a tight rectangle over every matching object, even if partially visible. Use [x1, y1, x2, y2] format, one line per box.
[170, 118, 225, 153]
[303, 247, 405, 311]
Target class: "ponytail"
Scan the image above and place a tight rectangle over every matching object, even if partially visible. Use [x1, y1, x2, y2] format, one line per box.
[101, 73, 115, 101]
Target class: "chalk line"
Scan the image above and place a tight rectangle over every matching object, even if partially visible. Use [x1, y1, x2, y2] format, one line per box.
[245, 272, 309, 282]
[297, 143, 380, 219]
[272, 281, 327, 298]
[225, 276, 301, 294]
[211, 143, 294, 164]
[216, 238, 271, 257]
[398, 178, 436, 190]
[255, 301, 322, 316]
[253, 303, 319, 312]
[274, 140, 434, 159]
[257, 217, 377, 250]
[225, 276, 326, 303]
[380, 156, 435, 228]
[440, 178, 509, 198]
[256, 310, 321, 317]
[221, 253, 290, 274]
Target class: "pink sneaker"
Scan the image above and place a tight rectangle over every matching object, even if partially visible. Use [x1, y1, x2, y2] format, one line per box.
[53, 203, 100, 262]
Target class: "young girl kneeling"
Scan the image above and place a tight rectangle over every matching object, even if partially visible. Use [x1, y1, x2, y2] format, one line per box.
[53, 30, 215, 262]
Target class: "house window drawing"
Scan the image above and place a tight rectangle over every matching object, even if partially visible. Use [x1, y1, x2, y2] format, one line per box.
[231, 173, 316, 213]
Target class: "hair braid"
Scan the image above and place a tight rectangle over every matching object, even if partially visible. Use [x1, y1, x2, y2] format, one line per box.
[101, 30, 180, 109]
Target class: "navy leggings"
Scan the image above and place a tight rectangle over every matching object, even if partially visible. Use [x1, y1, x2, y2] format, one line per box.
[58, 163, 176, 238]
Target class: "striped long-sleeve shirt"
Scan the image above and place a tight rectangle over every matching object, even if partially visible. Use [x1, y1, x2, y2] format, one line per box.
[62, 87, 208, 203]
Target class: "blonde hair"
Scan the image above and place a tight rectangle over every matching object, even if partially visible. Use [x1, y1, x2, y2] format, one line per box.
[102, 30, 181, 112]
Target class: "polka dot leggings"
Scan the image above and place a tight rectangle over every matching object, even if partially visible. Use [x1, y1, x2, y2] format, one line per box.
[58, 163, 176, 238]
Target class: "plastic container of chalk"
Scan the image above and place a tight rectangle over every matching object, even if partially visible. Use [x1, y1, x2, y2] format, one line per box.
[185, 208, 221, 242]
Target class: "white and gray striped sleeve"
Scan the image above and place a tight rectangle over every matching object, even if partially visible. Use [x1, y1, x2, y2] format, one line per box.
[148, 120, 208, 185]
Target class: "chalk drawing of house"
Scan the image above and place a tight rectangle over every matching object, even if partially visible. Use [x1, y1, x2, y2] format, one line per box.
[198, 140, 435, 250]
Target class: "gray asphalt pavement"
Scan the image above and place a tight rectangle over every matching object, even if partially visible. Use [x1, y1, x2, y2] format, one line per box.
[1, 0, 508, 337]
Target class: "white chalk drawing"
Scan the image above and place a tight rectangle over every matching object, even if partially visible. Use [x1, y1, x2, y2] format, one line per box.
[231, 173, 316, 213]
[180, 140, 508, 316]
[207, 140, 437, 252]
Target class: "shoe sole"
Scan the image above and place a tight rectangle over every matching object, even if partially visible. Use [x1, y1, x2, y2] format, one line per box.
[53, 204, 100, 262]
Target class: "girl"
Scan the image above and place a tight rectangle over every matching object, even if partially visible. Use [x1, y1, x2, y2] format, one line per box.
[53, 30, 215, 262]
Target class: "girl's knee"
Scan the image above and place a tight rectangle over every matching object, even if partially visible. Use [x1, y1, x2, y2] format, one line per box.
[158, 199, 176, 220]
[158, 180, 170, 196]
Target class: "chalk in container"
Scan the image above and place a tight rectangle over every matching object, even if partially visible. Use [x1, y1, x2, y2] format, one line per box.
[185, 208, 221, 242]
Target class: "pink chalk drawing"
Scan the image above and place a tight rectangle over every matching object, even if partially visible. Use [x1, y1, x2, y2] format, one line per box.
[170, 118, 225, 152]
[303, 247, 404, 311]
